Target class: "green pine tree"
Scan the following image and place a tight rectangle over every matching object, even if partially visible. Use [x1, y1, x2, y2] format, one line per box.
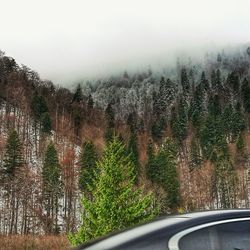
[189, 82, 204, 127]
[41, 112, 52, 134]
[231, 106, 245, 142]
[146, 138, 180, 211]
[79, 141, 98, 193]
[68, 138, 158, 245]
[181, 68, 190, 94]
[31, 91, 49, 121]
[171, 98, 188, 142]
[72, 84, 83, 103]
[127, 131, 140, 181]
[42, 141, 62, 233]
[161, 138, 180, 210]
[151, 117, 166, 139]
[227, 71, 239, 93]
[145, 140, 155, 181]
[1, 130, 24, 235]
[242, 78, 250, 113]
[236, 133, 245, 152]
[200, 71, 209, 91]
[105, 103, 115, 143]
[2, 130, 23, 180]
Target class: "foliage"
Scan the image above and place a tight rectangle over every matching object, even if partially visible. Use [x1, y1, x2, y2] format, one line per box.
[212, 155, 238, 209]
[68, 138, 158, 245]
[42, 141, 62, 233]
[181, 68, 190, 94]
[79, 141, 98, 193]
[31, 91, 52, 134]
[151, 117, 166, 139]
[72, 84, 83, 103]
[242, 78, 250, 113]
[146, 138, 180, 210]
[171, 98, 188, 142]
[127, 131, 140, 181]
[189, 137, 203, 170]
[236, 133, 245, 152]
[31, 91, 49, 121]
[41, 112, 52, 134]
[105, 103, 115, 143]
[1, 130, 23, 180]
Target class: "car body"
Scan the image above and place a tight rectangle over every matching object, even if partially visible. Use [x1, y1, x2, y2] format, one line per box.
[75, 209, 250, 250]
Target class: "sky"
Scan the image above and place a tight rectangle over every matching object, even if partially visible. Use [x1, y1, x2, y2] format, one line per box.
[1, 0, 250, 85]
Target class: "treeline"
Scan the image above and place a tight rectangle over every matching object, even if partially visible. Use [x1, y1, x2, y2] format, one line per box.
[0, 50, 102, 234]
[88, 47, 250, 210]
[1, 47, 250, 236]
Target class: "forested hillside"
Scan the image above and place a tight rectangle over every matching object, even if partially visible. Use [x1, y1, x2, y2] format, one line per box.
[1, 45, 250, 236]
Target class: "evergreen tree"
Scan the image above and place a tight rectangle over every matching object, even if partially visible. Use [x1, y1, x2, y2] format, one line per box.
[151, 116, 166, 139]
[72, 84, 83, 103]
[1, 130, 24, 235]
[158, 138, 180, 211]
[105, 103, 115, 143]
[157, 77, 167, 115]
[165, 78, 175, 105]
[145, 140, 155, 180]
[200, 71, 209, 91]
[189, 82, 204, 127]
[105, 103, 115, 128]
[127, 131, 140, 181]
[199, 114, 227, 162]
[68, 138, 158, 245]
[241, 78, 250, 113]
[155, 77, 175, 117]
[208, 95, 221, 116]
[215, 69, 222, 91]
[42, 141, 62, 233]
[171, 98, 188, 142]
[41, 112, 52, 134]
[146, 138, 180, 210]
[79, 141, 98, 193]
[1, 130, 23, 180]
[73, 109, 82, 136]
[222, 104, 234, 140]
[31, 91, 49, 121]
[231, 105, 245, 141]
[87, 94, 94, 110]
[181, 68, 190, 94]
[127, 112, 136, 133]
[236, 133, 244, 152]
[31, 91, 52, 134]
[211, 70, 217, 90]
[189, 137, 203, 170]
[227, 71, 239, 93]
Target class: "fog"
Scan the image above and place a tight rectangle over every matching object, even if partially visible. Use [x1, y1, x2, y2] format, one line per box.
[1, 0, 250, 85]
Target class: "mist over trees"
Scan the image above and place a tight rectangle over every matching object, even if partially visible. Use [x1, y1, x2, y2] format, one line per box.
[1, 45, 250, 241]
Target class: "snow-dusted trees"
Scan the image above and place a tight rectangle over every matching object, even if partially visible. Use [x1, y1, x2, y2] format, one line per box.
[2, 47, 250, 239]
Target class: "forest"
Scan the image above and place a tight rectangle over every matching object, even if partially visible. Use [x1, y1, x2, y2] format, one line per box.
[1, 45, 250, 245]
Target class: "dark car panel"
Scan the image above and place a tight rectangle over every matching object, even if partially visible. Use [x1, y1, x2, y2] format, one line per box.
[77, 210, 250, 250]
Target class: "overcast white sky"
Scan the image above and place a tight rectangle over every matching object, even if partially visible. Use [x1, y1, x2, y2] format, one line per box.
[1, 0, 250, 85]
